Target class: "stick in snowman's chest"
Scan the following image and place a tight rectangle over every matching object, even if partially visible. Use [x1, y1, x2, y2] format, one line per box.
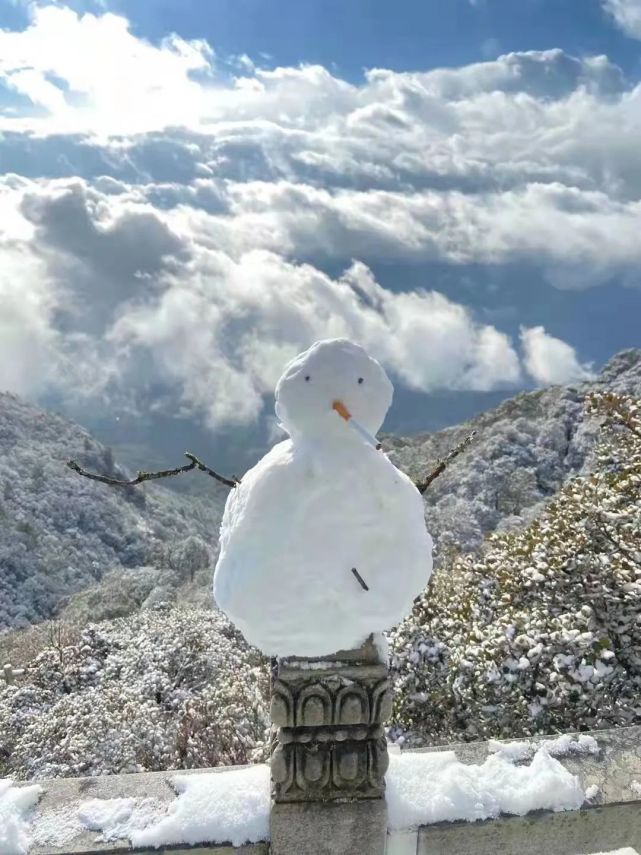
[332, 400, 383, 450]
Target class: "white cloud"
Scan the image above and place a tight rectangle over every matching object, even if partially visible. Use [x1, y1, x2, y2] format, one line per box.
[603, 0, 641, 39]
[0, 176, 525, 425]
[520, 326, 594, 386]
[0, 247, 61, 397]
[2, 10, 638, 289]
[0, 7, 621, 425]
[0, 5, 213, 133]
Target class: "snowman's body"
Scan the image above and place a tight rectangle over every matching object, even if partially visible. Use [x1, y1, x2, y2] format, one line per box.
[213, 339, 433, 657]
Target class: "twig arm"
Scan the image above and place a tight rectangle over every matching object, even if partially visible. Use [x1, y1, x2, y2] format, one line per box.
[183, 453, 240, 488]
[414, 430, 477, 494]
[66, 452, 239, 489]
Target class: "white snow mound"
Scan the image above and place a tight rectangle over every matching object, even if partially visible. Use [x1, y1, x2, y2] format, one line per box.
[78, 797, 166, 841]
[0, 779, 42, 855]
[386, 746, 585, 830]
[131, 765, 270, 848]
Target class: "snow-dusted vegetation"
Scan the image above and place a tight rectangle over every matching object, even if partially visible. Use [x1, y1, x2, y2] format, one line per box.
[0, 392, 225, 629]
[391, 391, 641, 745]
[387, 349, 641, 555]
[0, 607, 269, 780]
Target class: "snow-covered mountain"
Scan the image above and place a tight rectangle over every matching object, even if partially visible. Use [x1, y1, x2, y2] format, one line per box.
[386, 349, 641, 556]
[1, 349, 639, 631]
[0, 393, 228, 630]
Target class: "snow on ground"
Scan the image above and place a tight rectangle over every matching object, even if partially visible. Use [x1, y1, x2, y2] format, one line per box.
[0, 780, 42, 855]
[584, 783, 600, 800]
[386, 745, 585, 830]
[131, 765, 270, 848]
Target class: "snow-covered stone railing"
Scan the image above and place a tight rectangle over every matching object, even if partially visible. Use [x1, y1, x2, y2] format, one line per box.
[6, 725, 641, 855]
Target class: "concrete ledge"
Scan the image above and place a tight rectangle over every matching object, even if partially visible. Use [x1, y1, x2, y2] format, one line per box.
[27, 765, 268, 855]
[387, 725, 641, 855]
[17, 725, 641, 854]
[417, 802, 641, 855]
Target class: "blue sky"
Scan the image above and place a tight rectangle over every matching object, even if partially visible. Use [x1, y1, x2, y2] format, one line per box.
[6, 0, 637, 79]
[1, 0, 640, 464]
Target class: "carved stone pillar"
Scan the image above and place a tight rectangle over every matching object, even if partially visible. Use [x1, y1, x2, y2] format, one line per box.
[270, 636, 392, 803]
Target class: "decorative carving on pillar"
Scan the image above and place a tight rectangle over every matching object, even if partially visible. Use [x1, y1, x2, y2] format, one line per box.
[270, 638, 392, 802]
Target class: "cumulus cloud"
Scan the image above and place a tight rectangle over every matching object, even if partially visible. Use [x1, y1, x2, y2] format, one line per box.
[0, 247, 61, 397]
[0, 176, 525, 426]
[0, 5, 213, 133]
[0, 6, 618, 427]
[603, 0, 641, 39]
[1, 9, 640, 289]
[520, 326, 594, 386]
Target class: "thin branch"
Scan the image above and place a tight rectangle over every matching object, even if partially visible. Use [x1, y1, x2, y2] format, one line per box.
[596, 519, 640, 568]
[414, 430, 478, 494]
[66, 452, 239, 489]
[351, 567, 370, 591]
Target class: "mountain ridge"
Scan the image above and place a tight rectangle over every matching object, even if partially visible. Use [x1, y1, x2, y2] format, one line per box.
[385, 348, 641, 555]
[1, 349, 639, 631]
[0, 391, 227, 630]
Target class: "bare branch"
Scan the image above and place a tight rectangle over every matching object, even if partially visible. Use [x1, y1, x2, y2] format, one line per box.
[414, 430, 477, 494]
[66, 452, 239, 490]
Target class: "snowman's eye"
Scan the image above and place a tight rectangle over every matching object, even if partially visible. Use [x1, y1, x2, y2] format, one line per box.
[304, 375, 311, 382]
[357, 377, 364, 385]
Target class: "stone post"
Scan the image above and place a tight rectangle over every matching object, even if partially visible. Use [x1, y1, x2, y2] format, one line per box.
[269, 636, 390, 855]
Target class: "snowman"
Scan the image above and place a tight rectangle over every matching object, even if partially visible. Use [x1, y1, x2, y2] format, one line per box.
[213, 338, 433, 657]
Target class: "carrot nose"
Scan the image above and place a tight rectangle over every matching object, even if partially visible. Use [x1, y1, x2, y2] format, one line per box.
[332, 400, 351, 421]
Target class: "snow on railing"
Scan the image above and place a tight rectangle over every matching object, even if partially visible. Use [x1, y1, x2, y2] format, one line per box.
[5, 725, 641, 855]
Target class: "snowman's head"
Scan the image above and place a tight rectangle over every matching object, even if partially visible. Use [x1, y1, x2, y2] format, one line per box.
[275, 339, 393, 444]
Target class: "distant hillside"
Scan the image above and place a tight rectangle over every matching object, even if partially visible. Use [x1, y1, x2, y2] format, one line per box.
[2, 349, 639, 630]
[385, 349, 641, 556]
[0, 393, 228, 630]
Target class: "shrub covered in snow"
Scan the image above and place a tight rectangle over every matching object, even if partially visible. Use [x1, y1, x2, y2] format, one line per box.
[391, 392, 641, 745]
[0, 392, 225, 629]
[0, 606, 270, 780]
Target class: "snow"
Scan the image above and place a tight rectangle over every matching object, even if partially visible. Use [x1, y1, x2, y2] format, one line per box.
[0, 779, 42, 855]
[589, 851, 639, 855]
[131, 765, 270, 848]
[542, 733, 600, 757]
[78, 797, 166, 841]
[214, 339, 433, 657]
[373, 632, 390, 664]
[488, 739, 533, 761]
[31, 804, 84, 848]
[488, 733, 599, 763]
[386, 746, 585, 830]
